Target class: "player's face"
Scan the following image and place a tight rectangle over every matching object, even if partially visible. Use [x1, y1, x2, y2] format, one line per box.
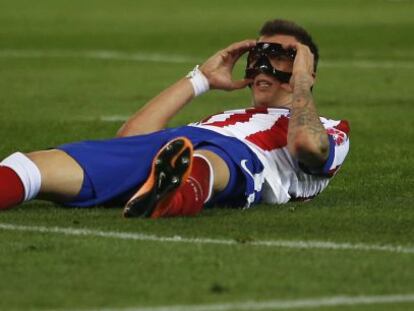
[251, 34, 298, 108]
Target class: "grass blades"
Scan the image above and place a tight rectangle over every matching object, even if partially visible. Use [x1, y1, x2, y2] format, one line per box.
[0, 0, 413, 310]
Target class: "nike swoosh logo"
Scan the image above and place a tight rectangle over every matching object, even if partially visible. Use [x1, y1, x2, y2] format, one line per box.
[241, 159, 264, 193]
[241, 159, 254, 179]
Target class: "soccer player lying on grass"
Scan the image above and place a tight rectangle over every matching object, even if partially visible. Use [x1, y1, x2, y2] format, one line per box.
[0, 19, 350, 218]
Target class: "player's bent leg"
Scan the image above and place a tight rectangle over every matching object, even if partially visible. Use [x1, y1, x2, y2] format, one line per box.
[149, 152, 215, 218]
[123, 137, 231, 218]
[123, 137, 194, 218]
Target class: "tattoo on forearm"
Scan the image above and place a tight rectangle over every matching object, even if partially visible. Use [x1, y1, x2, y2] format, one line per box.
[289, 74, 329, 165]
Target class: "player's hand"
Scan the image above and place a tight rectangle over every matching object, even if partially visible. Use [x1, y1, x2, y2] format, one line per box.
[289, 42, 315, 89]
[200, 39, 256, 91]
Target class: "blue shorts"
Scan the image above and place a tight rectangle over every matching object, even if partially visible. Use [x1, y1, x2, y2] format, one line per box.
[58, 126, 264, 208]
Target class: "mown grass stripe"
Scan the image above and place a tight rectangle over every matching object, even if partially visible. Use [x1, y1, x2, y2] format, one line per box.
[1, 223, 413, 254]
[0, 49, 413, 69]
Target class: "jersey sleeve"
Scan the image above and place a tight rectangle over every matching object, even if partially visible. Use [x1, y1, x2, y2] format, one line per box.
[300, 119, 350, 177]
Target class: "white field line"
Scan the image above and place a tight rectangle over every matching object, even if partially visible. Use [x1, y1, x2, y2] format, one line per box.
[0, 49, 200, 64]
[56, 294, 414, 311]
[99, 115, 129, 122]
[1, 49, 414, 69]
[73, 115, 129, 122]
[1, 223, 413, 255]
[321, 59, 414, 69]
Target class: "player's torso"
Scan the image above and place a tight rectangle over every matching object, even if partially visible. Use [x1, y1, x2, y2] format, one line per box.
[189, 107, 339, 203]
[189, 107, 290, 149]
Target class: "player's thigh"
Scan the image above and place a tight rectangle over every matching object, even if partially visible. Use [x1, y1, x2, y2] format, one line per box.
[26, 149, 84, 201]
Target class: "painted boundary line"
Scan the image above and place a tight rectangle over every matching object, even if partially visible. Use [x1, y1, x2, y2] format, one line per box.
[1, 49, 414, 69]
[56, 294, 414, 311]
[1, 223, 413, 254]
[0, 49, 200, 64]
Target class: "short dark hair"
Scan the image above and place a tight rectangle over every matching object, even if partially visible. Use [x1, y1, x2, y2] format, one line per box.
[259, 19, 319, 72]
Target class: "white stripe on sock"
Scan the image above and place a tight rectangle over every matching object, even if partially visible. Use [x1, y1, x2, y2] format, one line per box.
[1, 152, 42, 201]
[193, 154, 214, 203]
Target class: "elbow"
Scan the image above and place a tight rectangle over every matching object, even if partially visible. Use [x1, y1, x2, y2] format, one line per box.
[116, 123, 161, 138]
[116, 130, 127, 138]
[116, 124, 140, 138]
[288, 131, 329, 167]
[116, 125, 130, 138]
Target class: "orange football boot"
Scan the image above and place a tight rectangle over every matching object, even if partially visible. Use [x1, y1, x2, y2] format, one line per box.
[123, 137, 193, 218]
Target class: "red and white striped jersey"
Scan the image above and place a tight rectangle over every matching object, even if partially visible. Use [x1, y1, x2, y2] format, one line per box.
[189, 107, 350, 204]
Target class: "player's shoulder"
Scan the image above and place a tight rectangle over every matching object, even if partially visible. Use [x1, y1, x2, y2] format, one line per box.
[319, 116, 350, 135]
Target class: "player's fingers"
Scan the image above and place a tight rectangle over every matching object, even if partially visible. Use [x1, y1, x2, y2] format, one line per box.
[227, 40, 257, 66]
[287, 42, 307, 50]
[229, 78, 253, 90]
[226, 39, 256, 51]
[207, 40, 253, 63]
[288, 42, 312, 57]
[225, 39, 256, 56]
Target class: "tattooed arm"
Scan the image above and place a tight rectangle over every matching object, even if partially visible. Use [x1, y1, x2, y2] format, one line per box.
[287, 43, 329, 168]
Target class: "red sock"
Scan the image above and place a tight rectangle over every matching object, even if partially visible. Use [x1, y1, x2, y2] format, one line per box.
[151, 156, 212, 218]
[0, 166, 25, 210]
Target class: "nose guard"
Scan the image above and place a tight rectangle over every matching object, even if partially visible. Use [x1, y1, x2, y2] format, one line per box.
[245, 55, 292, 84]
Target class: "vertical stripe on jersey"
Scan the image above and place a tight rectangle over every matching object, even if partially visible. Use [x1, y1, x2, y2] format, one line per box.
[245, 115, 289, 151]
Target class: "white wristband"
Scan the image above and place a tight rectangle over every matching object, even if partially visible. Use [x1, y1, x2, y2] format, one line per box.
[186, 65, 210, 97]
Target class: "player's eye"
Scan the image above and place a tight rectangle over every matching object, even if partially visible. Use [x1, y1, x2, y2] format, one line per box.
[247, 51, 260, 66]
[268, 53, 289, 62]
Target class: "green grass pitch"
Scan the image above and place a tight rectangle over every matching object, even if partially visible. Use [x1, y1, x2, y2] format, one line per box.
[0, 0, 413, 310]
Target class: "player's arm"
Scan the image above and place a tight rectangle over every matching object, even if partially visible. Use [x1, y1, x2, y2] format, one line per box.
[117, 78, 195, 137]
[117, 40, 256, 138]
[287, 43, 329, 168]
